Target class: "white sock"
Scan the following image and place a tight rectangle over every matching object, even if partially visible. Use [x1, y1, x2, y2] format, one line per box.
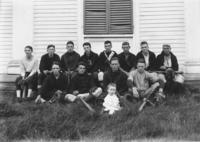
[27, 89, 32, 98]
[16, 90, 21, 98]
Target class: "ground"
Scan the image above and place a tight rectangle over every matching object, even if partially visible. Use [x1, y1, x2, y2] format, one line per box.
[0, 84, 200, 142]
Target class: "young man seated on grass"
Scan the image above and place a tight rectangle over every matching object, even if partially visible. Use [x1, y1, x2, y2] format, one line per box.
[63, 62, 102, 103]
[36, 44, 60, 102]
[15, 46, 38, 102]
[103, 57, 128, 96]
[126, 59, 165, 106]
[35, 61, 68, 103]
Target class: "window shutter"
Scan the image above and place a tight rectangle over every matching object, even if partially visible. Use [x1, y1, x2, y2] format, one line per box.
[109, 0, 133, 34]
[84, 0, 107, 34]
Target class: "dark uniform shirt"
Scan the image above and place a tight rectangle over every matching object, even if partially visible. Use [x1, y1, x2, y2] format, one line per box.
[60, 51, 80, 71]
[39, 53, 60, 74]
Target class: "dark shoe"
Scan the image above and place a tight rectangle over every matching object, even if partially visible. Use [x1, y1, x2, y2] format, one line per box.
[26, 97, 34, 102]
[17, 98, 22, 103]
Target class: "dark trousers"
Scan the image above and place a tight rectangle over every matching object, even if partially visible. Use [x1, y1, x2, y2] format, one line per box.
[15, 72, 38, 91]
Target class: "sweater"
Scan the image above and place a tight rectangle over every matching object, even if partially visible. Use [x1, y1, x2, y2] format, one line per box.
[39, 53, 60, 74]
[156, 52, 179, 71]
[136, 50, 157, 71]
[60, 51, 80, 71]
[79, 51, 99, 73]
[20, 55, 38, 77]
[118, 52, 136, 72]
[98, 50, 118, 72]
[41, 73, 68, 100]
[70, 73, 95, 94]
[103, 70, 128, 95]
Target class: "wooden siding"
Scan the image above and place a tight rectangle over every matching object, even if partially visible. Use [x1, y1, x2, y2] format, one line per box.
[33, 0, 79, 58]
[0, 0, 12, 73]
[138, 0, 186, 68]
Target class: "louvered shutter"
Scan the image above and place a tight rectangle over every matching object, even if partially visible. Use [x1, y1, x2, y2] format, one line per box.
[84, 0, 133, 34]
[84, 0, 107, 34]
[0, 0, 12, 73]
[110, 0, 133, 34]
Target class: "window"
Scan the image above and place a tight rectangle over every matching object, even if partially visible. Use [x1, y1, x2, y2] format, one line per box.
[84, 0, 133, 35]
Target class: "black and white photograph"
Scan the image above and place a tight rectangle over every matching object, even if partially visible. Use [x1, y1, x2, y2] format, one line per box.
[0, 0, 200, 141]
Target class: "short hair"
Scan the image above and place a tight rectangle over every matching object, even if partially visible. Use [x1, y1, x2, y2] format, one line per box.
[47, 44, 55, 49]
[110, 57, 119, 63]
[83, 42, 91, 48]
[122, 41, 130, 46]
[163, 44, 171, 48]
[52, 61, 60, 67]
[25, 45, 33, 52]
[104, 40, 112, 45]
[107, 83, 117, 90]
[140, 41, 148, 46]
[77, 61, 87, 68]
[66, 41, 74, 46]
[137, 58, 146, 65]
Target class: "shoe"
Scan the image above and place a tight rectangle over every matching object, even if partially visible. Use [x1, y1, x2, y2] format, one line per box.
[26, 97, 34, 102]
[17, 98, 22, 103]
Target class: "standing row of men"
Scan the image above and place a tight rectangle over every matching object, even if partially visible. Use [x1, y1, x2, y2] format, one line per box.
[15, 40, 180, 104]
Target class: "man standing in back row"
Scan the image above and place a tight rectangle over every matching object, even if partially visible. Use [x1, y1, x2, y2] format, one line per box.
[98, 40, 118, 72]
[60, 41, 80, 83]
[118, 42, 136, 74]
[136, 41, 157, 71]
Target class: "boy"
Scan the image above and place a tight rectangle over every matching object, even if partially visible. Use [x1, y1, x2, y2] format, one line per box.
[103, 83, 121, 115]
[64, 62, 102, 102]
[118, 42, 136, 73]
[15, 46, 38, 102]
[36, 61, 68, 103]
[136, 41, 156, 71]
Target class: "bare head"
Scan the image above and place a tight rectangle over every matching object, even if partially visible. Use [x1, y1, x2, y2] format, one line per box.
[137, 58, 146, 73]
[140, 41, 149, 55]
[104, 40, 112, 52]
[66, 41, 74, 53]
[122, 42, 130, 54]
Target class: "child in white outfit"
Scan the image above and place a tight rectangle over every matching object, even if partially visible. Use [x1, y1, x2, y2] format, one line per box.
[103, 83, 121, 115]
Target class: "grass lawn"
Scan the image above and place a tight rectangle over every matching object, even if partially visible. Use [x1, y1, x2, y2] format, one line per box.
[0, 85, 200, 142]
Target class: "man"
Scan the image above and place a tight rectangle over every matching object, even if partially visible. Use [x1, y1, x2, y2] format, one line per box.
[79, 42, 98, 74]
[156, 44, 184, 93]
[127, 59, 165, 101]
[64, 62, 102, 102]
[60, 41, 80, 83]
[103, 57, 128, 95]
[15, 46, 38, 102]
[36, 62, 68, 103]
[98, 40, 118, 72]
[136, 41, 156, 71]
[156, 44, 179, 71]
[118, 42, 136, 74]
[38, 44, 60, 89]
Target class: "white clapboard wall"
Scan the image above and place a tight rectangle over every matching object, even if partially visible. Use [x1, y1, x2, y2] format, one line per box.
[33, 0, 79, 59]
[138, 0, 186, 69]
[0, 0, 13, 73]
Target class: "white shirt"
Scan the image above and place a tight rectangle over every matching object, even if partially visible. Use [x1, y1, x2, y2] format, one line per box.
[142, 53, 149, 68]
[164, 55, 172, 68]
[20, 55, 38, 77]
[103, 94, 121, 115]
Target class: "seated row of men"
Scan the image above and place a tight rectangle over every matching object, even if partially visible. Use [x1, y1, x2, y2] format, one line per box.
[15, 40, 181, 108]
